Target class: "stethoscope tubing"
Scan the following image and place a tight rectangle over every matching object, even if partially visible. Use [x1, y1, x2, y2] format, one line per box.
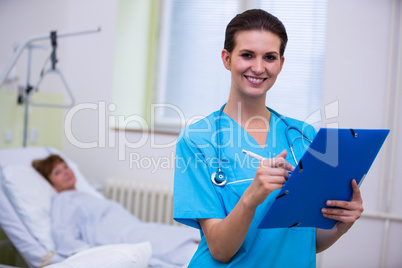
[212, 104, 312, 187]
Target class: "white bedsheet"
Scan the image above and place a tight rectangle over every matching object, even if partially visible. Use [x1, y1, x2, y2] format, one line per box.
[0, 147, 70, 266]
[51, 190, 199, 267]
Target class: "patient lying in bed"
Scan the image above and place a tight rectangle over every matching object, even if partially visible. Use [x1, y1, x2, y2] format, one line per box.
[32, 155, 199, 267]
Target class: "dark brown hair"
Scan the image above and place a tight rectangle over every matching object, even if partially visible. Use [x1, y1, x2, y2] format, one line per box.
[32, 154, 65, 183]
[224, 9, 288, 56]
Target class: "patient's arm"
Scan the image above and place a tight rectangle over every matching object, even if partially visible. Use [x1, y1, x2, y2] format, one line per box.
[52, 222, 90, 257]
[51, 193, 90, 257]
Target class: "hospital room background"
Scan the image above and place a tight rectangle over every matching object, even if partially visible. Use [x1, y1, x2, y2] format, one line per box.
[0, 0, 401, 267]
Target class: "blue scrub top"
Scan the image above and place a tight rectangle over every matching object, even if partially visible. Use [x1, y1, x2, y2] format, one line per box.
[174, 108, 317, 267]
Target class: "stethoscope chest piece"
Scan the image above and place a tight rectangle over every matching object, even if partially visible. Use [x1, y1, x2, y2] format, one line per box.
[211, 170, 227, 186]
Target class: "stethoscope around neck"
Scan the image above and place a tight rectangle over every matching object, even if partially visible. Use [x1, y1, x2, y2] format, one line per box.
[211, 104, 312, 187]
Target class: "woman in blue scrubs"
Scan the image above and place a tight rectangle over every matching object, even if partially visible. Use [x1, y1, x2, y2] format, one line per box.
[173, 9, 363, 267]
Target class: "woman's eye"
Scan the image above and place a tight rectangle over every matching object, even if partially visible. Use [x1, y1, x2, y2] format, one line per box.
[265, 55, 277, 61]
[241, 53, 253, 58]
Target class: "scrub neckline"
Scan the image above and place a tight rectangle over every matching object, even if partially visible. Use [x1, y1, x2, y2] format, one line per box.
[220, 107, 275, 152]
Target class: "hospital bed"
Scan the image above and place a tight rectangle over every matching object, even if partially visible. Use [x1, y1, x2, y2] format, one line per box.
[0, 147, 154, 268]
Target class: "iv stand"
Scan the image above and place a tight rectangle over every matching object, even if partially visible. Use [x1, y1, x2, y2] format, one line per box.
[0, 27, 101, 86]
[0, 27, 101, 147]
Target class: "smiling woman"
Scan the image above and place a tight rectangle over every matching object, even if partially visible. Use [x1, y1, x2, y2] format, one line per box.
[173, 9, 363, 267]
[222, 31, 284, 100]
[221, 30, 285, 148]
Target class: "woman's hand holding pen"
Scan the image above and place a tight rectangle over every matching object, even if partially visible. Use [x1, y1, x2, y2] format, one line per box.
[199, 150, 295, 263]
[243, 150, 295, 208]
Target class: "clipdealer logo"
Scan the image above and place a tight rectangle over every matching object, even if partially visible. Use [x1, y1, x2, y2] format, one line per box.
[64, 102, 195, 161]
[64, 101, 340, 168]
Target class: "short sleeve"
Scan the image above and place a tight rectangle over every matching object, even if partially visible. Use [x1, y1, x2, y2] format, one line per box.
[173, 129, 226, 229]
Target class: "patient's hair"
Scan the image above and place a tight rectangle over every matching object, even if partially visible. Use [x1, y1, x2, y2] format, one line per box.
[32, 154, 65, 183]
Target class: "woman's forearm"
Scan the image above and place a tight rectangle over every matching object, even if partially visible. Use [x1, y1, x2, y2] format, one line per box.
[316, 227, 344, 253]
[199, 195, 257, 263]
[200, 154, 291, 262]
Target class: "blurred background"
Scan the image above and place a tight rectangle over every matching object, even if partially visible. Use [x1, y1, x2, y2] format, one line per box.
[0, 0, 401, 267]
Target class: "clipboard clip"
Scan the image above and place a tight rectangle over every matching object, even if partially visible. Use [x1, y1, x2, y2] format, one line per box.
[289, 222, 301, 228]
[276, 190, 289, 199]
[350, 129, 358, 137]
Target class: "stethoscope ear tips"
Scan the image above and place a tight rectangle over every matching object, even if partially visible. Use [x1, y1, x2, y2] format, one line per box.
[211, 171, 227, 186]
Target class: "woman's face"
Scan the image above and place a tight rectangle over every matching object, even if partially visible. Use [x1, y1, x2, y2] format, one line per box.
[48, 161, 76, 192]
[222, 30, 284, 99]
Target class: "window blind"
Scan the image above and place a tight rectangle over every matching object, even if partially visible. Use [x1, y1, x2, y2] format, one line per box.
[156, 0, 327, 128]
[257, 0, 328, 123]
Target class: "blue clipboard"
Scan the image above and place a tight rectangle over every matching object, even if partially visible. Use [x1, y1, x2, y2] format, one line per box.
[258, 128, 390, 229]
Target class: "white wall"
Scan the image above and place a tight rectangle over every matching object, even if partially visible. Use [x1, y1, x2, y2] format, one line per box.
[0, 0, 400, 267]
[319, 0, 402, 267]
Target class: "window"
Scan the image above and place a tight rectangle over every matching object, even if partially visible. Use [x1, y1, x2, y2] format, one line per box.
[155, 0, 328, 129]
[256, 0, 328, 121]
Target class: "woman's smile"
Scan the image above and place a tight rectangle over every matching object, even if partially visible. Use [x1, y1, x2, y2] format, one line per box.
[244, 75, 267, 85]
[222, 30, 284, 99]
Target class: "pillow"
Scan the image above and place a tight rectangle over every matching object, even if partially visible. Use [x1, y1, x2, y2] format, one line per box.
[45, 242, 152, 268]
[1, 165, 56, 251]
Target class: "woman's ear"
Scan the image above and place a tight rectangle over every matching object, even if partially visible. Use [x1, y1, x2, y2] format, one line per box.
[221, 49, 231, 70]
[279, 56, 285, 72]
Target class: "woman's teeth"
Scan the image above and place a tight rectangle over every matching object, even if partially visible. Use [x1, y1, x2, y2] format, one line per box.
[246, 76, 264, 83]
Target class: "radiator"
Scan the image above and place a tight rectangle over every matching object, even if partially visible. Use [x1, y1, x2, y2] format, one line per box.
[104, 177, 178, 225]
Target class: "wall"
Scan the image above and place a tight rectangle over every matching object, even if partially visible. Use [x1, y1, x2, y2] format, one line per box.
[111, 0, 155, 128]
[0, 0, 120, 183]
[0, 0, 400, 267]
[0, 0, 71, 150]
[0, 90, 64, 149]
[319, 0, 402, 267]
[59, 0, 173, 185]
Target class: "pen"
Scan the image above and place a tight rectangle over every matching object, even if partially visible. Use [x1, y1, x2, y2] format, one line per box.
[242, 149, 292, 176]
[242, 149, 266, 161]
